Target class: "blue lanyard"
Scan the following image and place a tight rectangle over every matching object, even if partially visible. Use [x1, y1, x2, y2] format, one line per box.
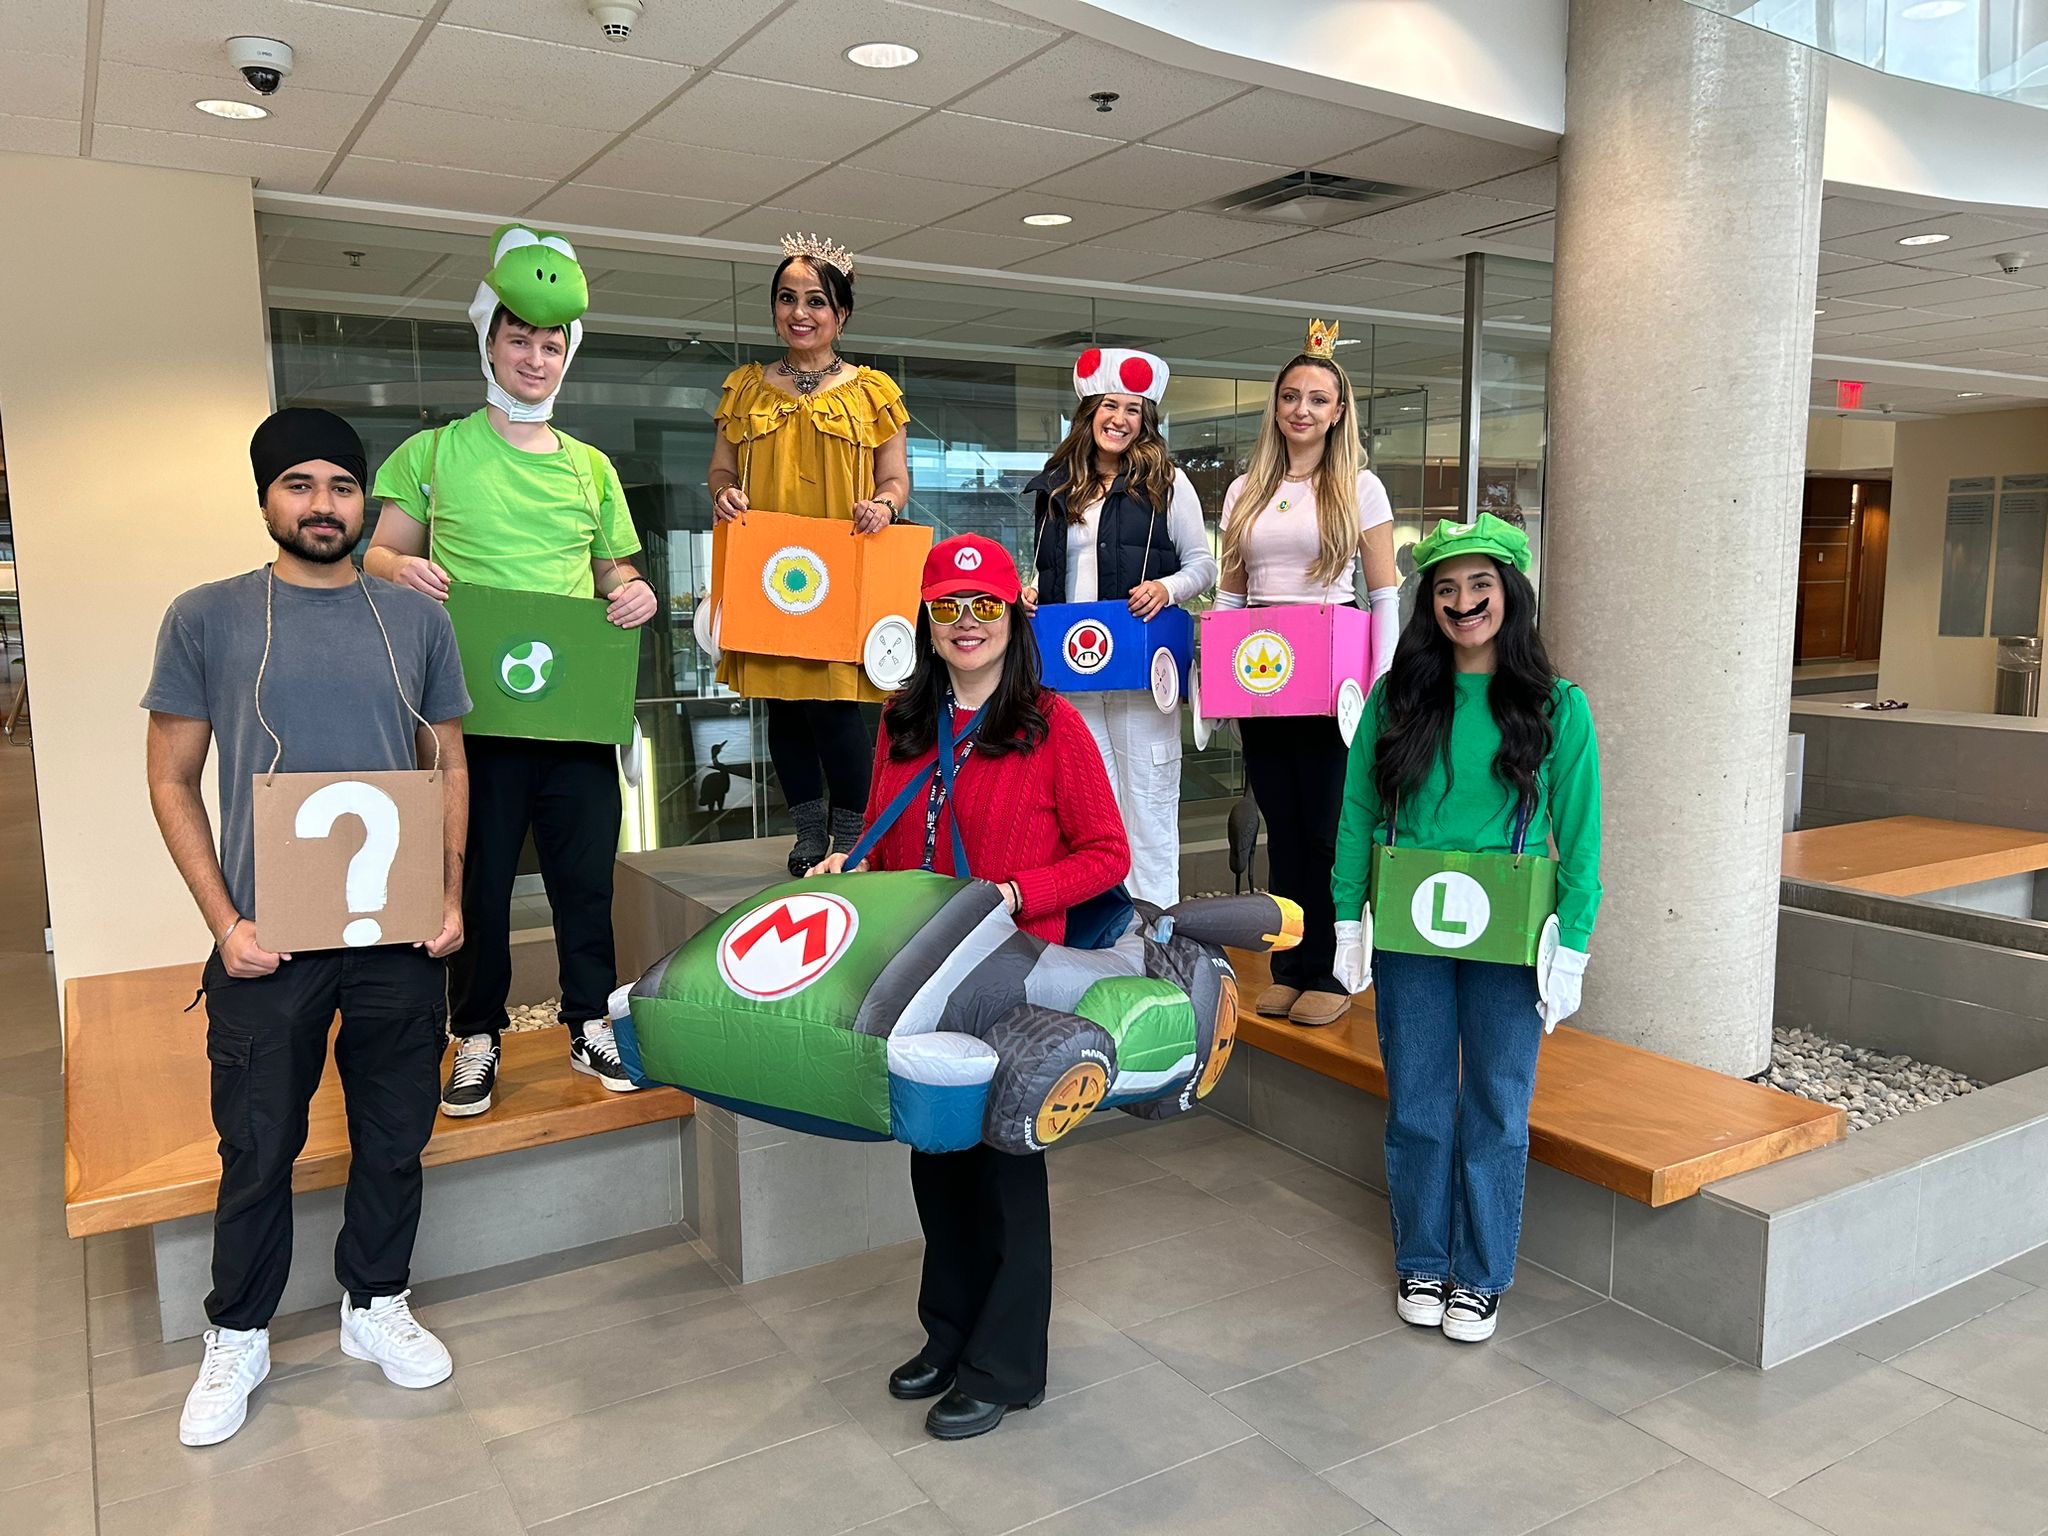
[840, 696, 987, 876]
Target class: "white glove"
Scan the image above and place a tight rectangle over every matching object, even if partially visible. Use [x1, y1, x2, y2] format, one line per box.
[1333, 911, 1373, 995]
[1213, 588, 1248, 610]
[1538, 944, 1588, 1033]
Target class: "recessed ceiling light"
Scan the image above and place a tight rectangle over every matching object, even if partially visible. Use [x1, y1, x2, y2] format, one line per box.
[1021, 213, 1072, 227]
[1957, 390, 1986, 398]
[1897, 232, 1951, 246]
[1901, 1, 1967, 19]
[195, 98, 268, 120]
[845, 41, 919, 68]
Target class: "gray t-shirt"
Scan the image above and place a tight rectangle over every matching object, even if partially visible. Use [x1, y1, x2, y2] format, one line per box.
[141, 567, 471, 920]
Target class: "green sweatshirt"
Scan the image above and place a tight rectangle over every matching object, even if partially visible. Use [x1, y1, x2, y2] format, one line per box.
[1333, 672, 1603, 951]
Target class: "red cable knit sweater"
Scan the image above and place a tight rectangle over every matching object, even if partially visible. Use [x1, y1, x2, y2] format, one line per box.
[860, 690, 1130, 942]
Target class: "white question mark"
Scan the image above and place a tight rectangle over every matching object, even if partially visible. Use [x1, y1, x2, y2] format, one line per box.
[294, 781, 402, 947]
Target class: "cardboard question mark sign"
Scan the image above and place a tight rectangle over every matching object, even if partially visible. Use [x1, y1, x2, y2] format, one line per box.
[253, 770, 445, 953]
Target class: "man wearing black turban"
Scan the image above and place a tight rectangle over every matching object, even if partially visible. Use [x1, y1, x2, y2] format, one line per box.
[140, 408, 474, 1448]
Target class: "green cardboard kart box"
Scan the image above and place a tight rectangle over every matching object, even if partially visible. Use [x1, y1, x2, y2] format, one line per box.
[1370, 843, 1557, 967]
[446, 581, 638, 745]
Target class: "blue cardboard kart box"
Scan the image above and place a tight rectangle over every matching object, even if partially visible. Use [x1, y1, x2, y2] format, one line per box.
[1033, 602, 1193, 711]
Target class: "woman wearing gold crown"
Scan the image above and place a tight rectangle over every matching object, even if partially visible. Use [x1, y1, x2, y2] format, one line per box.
[707, 234, 912, 876]
[1215, 319, 1400, 1028]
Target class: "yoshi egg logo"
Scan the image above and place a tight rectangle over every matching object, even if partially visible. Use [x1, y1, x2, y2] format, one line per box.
[1063, 619, 1114, 676]
[1232, 629, 1293, 696]
[717, 892, 859, 1000]
[497, 639, 557, 699]
[764, 546, 830, 615]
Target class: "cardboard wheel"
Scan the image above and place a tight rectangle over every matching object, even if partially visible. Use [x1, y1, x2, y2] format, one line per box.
[1190, 668, 1214, 750]
[1337, 677, 1366, 747]
[618, 717, 646, 789]
[1149, 646, 1180, 713]
[691, 598, 721, 663]
[863, 615, 916, 691]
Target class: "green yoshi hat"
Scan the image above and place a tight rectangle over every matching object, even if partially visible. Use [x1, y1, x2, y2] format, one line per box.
[467, 223, 591, 423]
[1412, 511, 1532, 575]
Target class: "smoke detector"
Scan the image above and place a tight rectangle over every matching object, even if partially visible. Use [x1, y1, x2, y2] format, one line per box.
[587, 0, 643, 39]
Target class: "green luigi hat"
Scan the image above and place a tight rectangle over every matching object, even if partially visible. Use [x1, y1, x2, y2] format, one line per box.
[468, 223, 591, 423]
[1412, 512, 1532, 574]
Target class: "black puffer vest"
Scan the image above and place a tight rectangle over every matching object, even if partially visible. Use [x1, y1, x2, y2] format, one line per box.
[1025, 464, 1181, 603]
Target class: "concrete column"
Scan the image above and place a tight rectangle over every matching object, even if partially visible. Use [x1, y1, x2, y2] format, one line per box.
[1544, 0, 1825, 1076]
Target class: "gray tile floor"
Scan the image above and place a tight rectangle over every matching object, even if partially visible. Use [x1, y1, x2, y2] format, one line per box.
[12, 748, 2048, 1535]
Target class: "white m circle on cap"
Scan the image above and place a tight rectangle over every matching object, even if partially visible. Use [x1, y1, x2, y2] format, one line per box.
[955, 547, 982, 571]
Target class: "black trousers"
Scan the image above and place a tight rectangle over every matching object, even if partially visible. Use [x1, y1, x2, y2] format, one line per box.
[910, 1146, 1052, 1403]
[1241, 714, 1350, 993]
[450, 735, 621, 1039]
[765, 698, 872, 811]
[202, 945, 446, 1330]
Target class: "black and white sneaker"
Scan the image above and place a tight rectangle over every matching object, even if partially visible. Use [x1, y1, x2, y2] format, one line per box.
[1442, 1287, 1500, 1342]
[440, 1036, 498, 1118]
[570, 1020, 642, 1093]
[1397, 1276, 1449, 1327]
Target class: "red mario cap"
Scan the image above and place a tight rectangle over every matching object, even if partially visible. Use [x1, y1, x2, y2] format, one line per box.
[921, 534, 1021, 603]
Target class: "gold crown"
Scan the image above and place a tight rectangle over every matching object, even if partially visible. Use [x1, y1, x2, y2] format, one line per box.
[779, 231, 853, 278]
[1304, 317, 1340, 359]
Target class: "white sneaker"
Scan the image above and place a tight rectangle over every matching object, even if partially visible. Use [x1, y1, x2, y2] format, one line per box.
[179, 1326, 270, 1446]
[569, 1018, 641, 1093]
[339, 1291, 453, 1389]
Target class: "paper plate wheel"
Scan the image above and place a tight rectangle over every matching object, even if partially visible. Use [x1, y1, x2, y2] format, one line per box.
[1336, 677, 1366, 747]
[691, 598, 721, 663]
[1149, 646, 1180, 713]
[863, 615, 917, 691]
[1535, 913, 1562, 1006]
[618, 717, 646, 789]
[1190, 668, 1214, 750]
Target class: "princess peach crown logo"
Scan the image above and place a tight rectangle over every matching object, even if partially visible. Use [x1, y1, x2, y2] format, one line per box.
[1232, 630, 1293, 696]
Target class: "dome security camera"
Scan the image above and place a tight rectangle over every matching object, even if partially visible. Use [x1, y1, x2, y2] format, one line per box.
[1995, 251, 2030, 275]
[587, 0, 644, 38]
[226, 36, 294, 96]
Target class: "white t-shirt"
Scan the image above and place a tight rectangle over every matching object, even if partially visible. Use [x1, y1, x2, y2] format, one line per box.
[1054, 467, 1218, 605]
[1220, 469, 1393, 604]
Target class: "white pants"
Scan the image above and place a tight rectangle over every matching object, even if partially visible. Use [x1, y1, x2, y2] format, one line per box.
[1071, 691, 1182, 910]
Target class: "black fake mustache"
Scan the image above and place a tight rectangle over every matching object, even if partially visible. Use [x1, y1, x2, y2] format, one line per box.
[1442, 598, 1491, 622]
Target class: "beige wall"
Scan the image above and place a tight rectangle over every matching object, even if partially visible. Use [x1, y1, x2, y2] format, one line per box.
[1806, 414, 1894, 474]
[1880, 406, 2048, 712]
[0, 153, 273, 993]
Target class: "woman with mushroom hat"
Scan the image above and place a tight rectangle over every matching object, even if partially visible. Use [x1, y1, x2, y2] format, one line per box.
[1021, 347, 1215, 909]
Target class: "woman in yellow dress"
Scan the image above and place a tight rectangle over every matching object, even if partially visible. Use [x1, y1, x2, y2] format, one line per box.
[707, 234, 911, 875]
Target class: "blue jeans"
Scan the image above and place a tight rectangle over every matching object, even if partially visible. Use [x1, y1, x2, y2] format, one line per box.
[1375, 949, 1543, 1296]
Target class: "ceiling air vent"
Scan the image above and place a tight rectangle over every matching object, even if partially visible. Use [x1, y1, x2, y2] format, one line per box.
[1203, 171, 1433, 227]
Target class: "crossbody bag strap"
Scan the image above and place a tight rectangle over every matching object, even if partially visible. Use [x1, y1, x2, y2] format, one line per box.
[839, 700, 988, 874]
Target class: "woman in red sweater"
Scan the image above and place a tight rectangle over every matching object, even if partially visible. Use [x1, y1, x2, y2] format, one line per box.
[811, 532, 1128, 1440]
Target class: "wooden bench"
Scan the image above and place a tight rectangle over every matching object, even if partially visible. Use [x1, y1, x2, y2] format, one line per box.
[1226, 950, 1844, 1207]
[63, 962, 692, 1239]
[1781, 815, 2048, 898]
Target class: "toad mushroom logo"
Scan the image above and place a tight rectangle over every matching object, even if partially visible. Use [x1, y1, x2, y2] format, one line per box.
[1063, 619, 1113, 675]
[717, 892, 859, 1000]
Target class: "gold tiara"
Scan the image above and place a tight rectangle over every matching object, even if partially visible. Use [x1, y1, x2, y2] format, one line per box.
[1304, 317, 1340, 359]
[779, 231, 853, 278]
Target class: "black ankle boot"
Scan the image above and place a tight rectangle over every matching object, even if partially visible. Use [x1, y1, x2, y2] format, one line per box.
[787, 798, 828, 877]
[828, 806, 866, 859]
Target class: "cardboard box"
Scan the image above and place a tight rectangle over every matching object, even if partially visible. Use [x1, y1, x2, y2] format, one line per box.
[1198, 604, 1375, 742]
[446, 581, 638, 745]
[1033, 601, 1192, 710]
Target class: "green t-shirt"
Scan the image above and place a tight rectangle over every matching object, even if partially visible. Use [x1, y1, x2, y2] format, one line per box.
[372, 410, 640, 599]
[1333, 672, 1604, 950]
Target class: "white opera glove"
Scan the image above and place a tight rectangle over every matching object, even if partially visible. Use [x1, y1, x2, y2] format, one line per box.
[1537, 945, 1589, 1034]
[1213, 588, 1248, 610]
[1366, 585, 1399, 687]
[1333, 913, 1372, 995]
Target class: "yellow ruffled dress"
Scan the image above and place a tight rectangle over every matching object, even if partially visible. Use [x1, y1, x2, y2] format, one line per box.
[713, 363, 910, 702]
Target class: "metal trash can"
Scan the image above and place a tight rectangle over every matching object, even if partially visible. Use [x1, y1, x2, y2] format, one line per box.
[1996, 635, 2043, 717]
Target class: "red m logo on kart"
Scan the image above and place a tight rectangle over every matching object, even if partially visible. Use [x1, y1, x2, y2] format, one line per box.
[717, 892, 860, 1000]
[732, 903, 831, 965]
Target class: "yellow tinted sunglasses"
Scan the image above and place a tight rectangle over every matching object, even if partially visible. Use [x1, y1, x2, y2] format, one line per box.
[926, 594, 1008, 625]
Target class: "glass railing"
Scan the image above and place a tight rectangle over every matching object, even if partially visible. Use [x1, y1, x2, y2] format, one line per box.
[1695, 1, 2048, 106]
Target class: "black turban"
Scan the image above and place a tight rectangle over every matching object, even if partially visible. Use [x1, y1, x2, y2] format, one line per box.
[249, 408, 367, 499]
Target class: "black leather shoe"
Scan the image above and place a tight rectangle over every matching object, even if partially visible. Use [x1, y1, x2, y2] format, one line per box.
[887, 1356, 954, 1401]
[924, 1385, 1045, 1441]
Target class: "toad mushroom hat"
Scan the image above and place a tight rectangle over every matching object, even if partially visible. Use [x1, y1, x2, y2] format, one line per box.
[468, 223, 592, 423]
[1073, 346, 1169, 403]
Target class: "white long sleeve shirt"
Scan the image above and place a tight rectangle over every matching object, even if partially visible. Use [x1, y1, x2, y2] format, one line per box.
[1055, 468, 1217, 605]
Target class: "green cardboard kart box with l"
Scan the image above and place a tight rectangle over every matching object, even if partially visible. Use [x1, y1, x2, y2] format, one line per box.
[446, 580, 637, 744]
[1370, 806, 1557, 967]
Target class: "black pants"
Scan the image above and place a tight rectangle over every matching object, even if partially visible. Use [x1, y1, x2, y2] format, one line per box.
[202, 946, 445, 1330]
[765, 699, 872, 811]
[1241, 714, 1350, 993]
[450, 735, 620, 1039]
[910, 1146, 1051, 1403]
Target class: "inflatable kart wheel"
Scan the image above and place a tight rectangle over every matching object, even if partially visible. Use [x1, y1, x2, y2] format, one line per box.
[1194, 971, 1241, 1099]
[980, 1005, 1118, 1153]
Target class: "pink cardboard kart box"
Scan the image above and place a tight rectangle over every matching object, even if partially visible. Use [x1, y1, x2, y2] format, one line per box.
[1198, 604, 1376, 744]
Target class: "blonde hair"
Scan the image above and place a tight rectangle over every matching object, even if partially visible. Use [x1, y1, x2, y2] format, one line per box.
[1221, 355, 1365, 588]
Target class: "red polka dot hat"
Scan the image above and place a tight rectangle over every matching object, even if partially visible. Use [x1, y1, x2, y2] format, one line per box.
[1072, 346, 1169, 404]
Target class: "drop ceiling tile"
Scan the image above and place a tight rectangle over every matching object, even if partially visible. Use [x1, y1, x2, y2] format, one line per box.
[1227, 229, 1415, 272]
[1342, 259, 1466, 287]
[1, 0, 88, 54]
[1317, 125, 1554, 190]
[1863, 273, 2038, 315]
[97, 0, 419, 97]
[1818, 194, 1928, 240]
[848, 111, 1118, 187]
[261, 256, 446, 298]
[1253, 272, 1453, 307]
[936, 189, 1153, 242]
[1386, 284, 1468, 316]
[1815, 260, 1959, 298]
[947, 35, 1242, 139]
[701, 203, 919, 253]
[1334, 192, 1547, 243]
[322, 156, 557, 213]
[94, 61, 369, 151]
[746, 164, 989, 225]
[1478, 218, 1554, 256]
[718, 0, 1059, 107]
[91, 122, 329, 191]
[1465, 162, 1558, 206]
[352, 101, 613, 180]
[1936, 286, 2048, 319]
[1135, 257, 1310, 295]
[1879, 316, 2047, 343]
[1, 49, 83, 120]
[1148, 86, 1406, 166]
[526, 183, 743, 237]
[638, 71, 924, 154]
[1824, 213, 2045, 263]
[392, 26, 694, 131]
[1001, 244, 1187, 282]
[439, 0, 777, 65]
[1105, 209, 1298, 259]
[1819, 305, 1957, 335]
[322, 0, 436, 13]
[0, 114, 77, 155]
[584, 136, 825, 203]
[1025, 143, 1289, 211]
[867, 227, 1068, 268]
